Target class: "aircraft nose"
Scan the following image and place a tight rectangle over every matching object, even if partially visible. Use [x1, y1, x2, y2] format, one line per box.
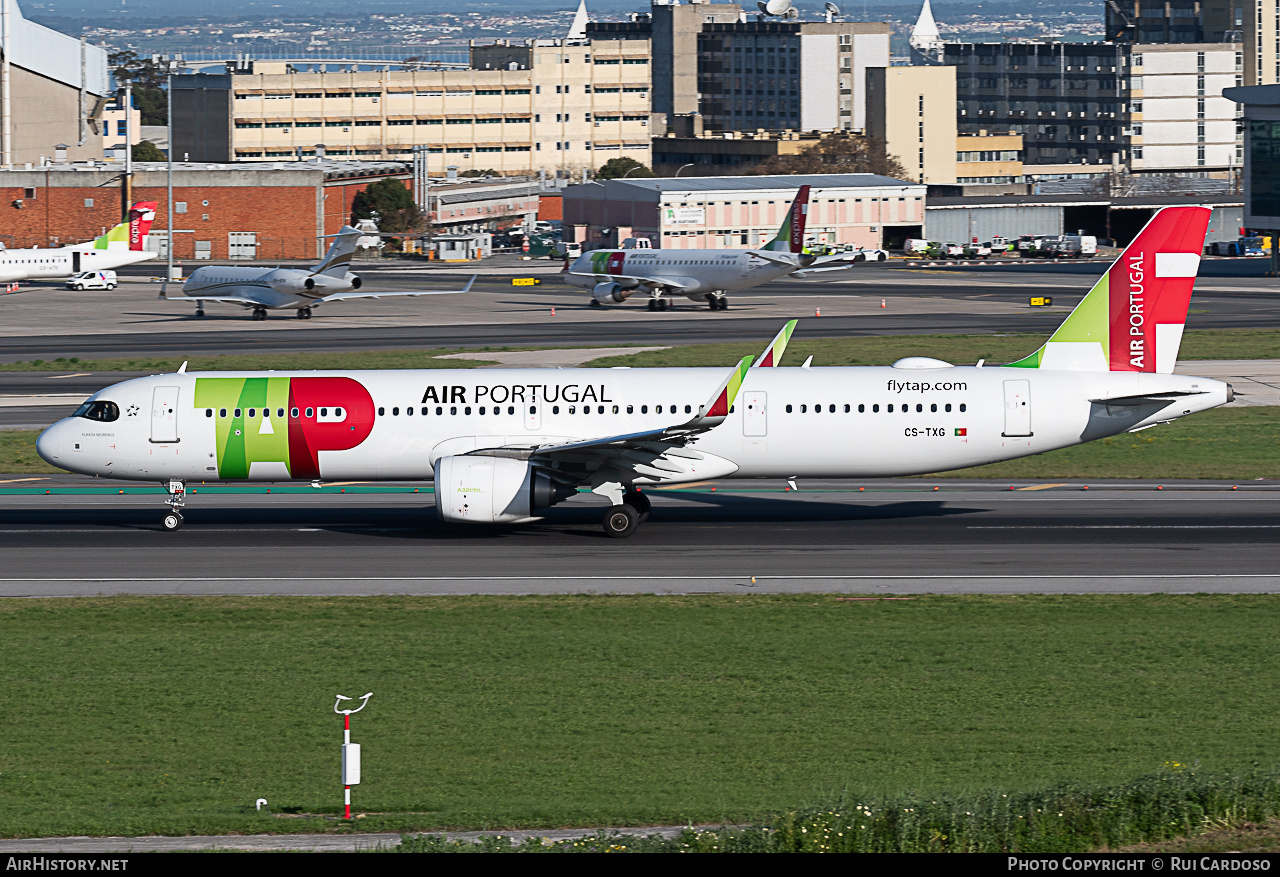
[36, 419, 69, 467]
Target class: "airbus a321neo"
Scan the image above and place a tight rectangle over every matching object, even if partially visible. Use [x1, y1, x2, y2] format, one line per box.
[164, 225, 474, 320]
[0, 201, 157, 283]
[39, 206, 1231, 537]
[563, 184, 871, 311]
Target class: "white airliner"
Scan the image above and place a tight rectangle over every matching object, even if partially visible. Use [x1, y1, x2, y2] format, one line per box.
[0, 201, 158, 283]
[38, 207, 1230, 538]
[563, 184, 866, 311]
[163, 226, 474, 320]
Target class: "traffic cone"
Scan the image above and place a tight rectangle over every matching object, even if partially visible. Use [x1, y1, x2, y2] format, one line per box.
[815, 307, 821, 317]
[551, 307, 556, 316]
[881, 298, 886, 308]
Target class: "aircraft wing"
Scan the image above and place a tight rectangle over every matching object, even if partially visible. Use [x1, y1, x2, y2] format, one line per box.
[566, 270, 701, 292]
[467, 355, 754, 481]
[322, 275, 476, 301]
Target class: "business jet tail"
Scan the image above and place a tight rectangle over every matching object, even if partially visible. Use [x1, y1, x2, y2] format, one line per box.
[1004, 205, 1210, 374]
[312, 226, 362, 277]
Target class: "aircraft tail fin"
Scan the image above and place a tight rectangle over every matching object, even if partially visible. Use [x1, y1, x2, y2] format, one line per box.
[754, 319, 797, 367]
[84, 201, 158, 252]
[1004, 205, 1210, 374]
[312, 226, 362, 276]
[763, 185, 810, 253]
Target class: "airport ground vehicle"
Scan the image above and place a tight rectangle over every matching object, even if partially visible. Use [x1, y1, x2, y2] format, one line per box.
[65, 270, 117, 290]
[38, 207, 1228, 538]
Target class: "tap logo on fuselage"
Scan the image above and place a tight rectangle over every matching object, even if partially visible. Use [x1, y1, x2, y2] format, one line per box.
[194, 376, 375, 479]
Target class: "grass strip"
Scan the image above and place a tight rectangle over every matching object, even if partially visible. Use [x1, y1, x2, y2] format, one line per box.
[396, 766, 1280, 852]
[2, 328, 1279, 373]
[4, 406, 1278, 479]
[927, 406, 1280, 480]
[3, 594, 1280, 838]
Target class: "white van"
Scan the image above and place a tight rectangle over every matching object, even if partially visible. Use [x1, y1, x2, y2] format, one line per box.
[65, 270, 117, 290]
[902, 238, 930, 254]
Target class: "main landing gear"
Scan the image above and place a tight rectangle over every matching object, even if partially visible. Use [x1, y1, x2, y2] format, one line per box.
[600, 487, 651, 538]
[251, 306, 268, 321]
[647, 296, 669, 312]
[161, 480, 185, 531]
[194, 300, 205, 318]
[708, 294, 729, 311]
[296, 307, 312, 320]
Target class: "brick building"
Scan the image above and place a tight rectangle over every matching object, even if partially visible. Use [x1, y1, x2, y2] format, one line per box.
[0, 159, 411, 261]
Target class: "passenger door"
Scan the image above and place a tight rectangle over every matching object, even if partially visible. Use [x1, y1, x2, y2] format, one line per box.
[741, 391, 767, 437]
[1002, 380, 1032, 437]
[150, 386, 180, 443]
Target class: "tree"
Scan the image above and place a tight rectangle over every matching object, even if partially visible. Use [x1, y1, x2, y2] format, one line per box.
[131, 141, 166, 162]
[350, 178, 423, 234]
[749, 134, 909, 180]
[596, 157, 655, 180]
[108, 50, 168, 126]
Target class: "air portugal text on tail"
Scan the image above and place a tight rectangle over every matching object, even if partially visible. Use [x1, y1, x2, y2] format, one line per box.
[1006, 206, 1210, 374]
[35, 206, 1233, 537]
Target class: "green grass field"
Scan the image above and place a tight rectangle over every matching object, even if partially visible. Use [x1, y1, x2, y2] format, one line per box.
[4, 406, 1278, 480]
[3, 594, 1280, 838]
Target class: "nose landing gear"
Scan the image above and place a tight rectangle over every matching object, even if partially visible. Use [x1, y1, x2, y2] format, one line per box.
[161, 480, 185, 531]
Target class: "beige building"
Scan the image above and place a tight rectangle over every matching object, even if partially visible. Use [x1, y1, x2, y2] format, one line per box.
[865, 65, 957, 185]
[0, 1, 109, 166]
[188, 38, 652, 177]
[955, 133, 1023, 184]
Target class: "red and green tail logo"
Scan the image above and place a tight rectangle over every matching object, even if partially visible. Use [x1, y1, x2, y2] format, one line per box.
[1005, 206, 1209, 374]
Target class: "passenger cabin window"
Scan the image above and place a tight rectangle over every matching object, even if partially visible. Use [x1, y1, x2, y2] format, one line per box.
[73, 400, 120, 422]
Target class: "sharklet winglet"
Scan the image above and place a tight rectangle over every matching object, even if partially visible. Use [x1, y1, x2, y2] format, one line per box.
[754, 319, 798, 368]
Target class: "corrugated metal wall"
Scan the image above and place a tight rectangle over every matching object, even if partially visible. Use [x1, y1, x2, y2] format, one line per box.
[925, 205, 1062, 243]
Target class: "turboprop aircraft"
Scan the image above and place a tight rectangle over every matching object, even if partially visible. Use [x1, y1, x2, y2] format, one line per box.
[563, 184, 867, 311]
[164, 225, 474, 320]
[38, 206, 1231, 538]
[0, 201, 157, 282]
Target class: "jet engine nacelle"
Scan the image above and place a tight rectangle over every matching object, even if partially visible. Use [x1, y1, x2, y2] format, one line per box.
[593, 281, 633, 304]
[434, 455, 576, 524]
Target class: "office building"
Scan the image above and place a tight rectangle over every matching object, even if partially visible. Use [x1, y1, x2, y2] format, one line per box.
[172, 37, 653, 177]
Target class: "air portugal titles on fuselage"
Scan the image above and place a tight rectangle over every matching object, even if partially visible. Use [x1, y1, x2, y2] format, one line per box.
[419, 381, 614, 406]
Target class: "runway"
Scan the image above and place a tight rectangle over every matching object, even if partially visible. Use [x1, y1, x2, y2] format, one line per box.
[1, 479, 1277, 596]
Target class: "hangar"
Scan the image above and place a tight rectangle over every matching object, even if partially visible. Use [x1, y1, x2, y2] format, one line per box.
[924, 194, 1243, 247]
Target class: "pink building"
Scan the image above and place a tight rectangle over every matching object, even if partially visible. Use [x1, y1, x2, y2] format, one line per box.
[564, 174, 925, 250]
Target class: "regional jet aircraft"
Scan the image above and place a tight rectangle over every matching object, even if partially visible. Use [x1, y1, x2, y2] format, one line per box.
[0, 201, 158, 282]
[563, 185, 874, 311]
[164, 225, 474, 320]
[38, 207, 1230, 537]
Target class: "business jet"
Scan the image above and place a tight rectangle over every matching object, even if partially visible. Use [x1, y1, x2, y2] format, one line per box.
[164, 225, 474, 320]
[0, 201, 157, 283]
[564, 184, 867, 311]
[38, 206, 1230, 538]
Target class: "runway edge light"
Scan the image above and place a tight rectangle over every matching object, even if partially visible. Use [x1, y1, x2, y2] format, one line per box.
[335, 692, 373, 820]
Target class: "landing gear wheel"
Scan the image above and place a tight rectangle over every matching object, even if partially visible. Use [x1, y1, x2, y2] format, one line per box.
[297, 307, 312, 320]
[657, 298, 668, 312]
[603, 503, 640, 538]
[195, 308, 205, 318]
[251, 307, 267, 321]
[590, 299, 602, 308]
[719, 296, 729, 310]
[162, 511, 184, 532]
[648, 298, 658, 312]
[623, 491, 651, 523]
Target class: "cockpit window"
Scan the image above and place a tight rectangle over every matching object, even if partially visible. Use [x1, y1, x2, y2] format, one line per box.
[73, 400, 120, 422]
